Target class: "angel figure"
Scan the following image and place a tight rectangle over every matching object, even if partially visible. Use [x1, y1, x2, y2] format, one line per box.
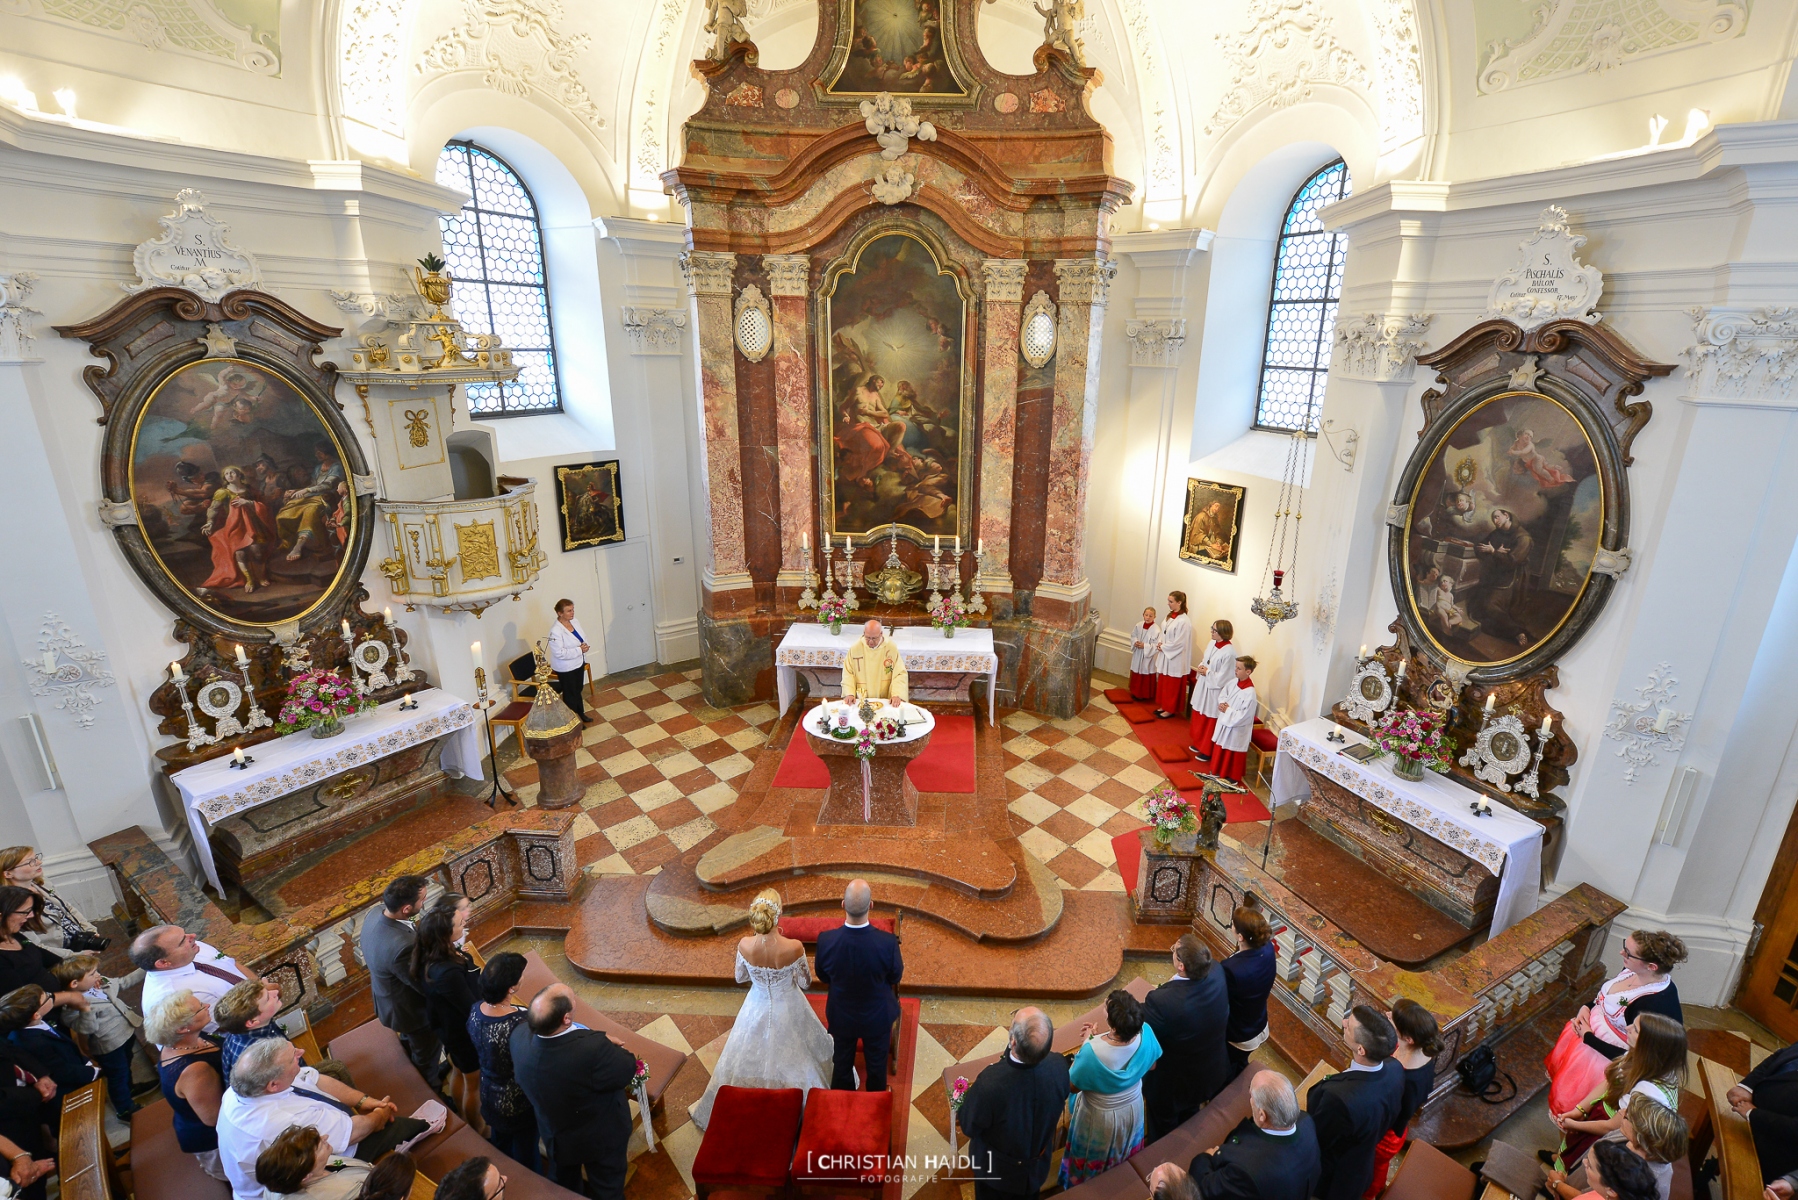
[1506, 428, 1576, 488]
[1034, 0, 1088, 67]
[704, 0, 751, 60]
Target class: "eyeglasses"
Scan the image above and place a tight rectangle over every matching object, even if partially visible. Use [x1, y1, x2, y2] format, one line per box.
[1620, 949, 1648, 963]
[488, 1175, 508, 1199]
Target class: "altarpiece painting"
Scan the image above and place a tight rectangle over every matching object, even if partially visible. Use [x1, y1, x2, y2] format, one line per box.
[826, 0, 968, 96]
[822, 229, 972, 542]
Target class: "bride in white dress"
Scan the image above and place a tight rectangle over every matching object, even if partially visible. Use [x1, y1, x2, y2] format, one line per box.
[690, 890, 836, 1130]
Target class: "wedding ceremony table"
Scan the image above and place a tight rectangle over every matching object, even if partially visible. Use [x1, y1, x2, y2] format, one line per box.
[774, 623, 999, 722]
[169, 689, 482, 892]
[802, 699, 936, 826]
[1271, 717, 1545, 935]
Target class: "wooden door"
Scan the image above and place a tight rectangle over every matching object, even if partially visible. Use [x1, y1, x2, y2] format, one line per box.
[1736, 795, 1798, 1041]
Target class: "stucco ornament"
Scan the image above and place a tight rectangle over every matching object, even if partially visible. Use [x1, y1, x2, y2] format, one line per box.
[1483, 206, 1604, 331]
[704, 0, 752, 58]
[1204, 0, 1372, 137]
[870, 162, 916, 206]
[417, 0, 606, 133]
[860, 93, 937, 161]
[25, 612, 116, 729]
[1480, 0, 1746, 93]
[124, 190, 260, 302]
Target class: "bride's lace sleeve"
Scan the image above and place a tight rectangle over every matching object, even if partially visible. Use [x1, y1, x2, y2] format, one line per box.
[795, 954, 813, 986]
[736, 952, 751, 984]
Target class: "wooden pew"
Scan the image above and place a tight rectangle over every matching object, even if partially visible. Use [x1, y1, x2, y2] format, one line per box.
[1296, 1060, 1331, 1110]
[1697, 1057, 1763, 1200]
[410, 1170, 438, 1199]
[58, 1080, 126, 1200]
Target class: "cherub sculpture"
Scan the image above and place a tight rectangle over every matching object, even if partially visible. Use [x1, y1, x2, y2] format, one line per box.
[704, 0, 751, 60]
[1034, 0, 1088, 68]
[859, 91, 938, 160]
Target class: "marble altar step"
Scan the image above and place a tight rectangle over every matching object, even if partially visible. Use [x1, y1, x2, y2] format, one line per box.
[572, 874, 1126, 996]
[693, 820, 1019, 896]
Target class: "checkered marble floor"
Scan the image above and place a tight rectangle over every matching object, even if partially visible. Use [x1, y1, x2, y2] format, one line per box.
[498, 670, 1172, 891]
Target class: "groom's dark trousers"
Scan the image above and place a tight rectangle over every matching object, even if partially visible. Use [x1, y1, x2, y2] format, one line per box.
[814, 921, 904, 1091]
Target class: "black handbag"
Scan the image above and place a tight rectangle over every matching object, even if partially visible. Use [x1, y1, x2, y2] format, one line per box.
[1456, 1044, 1515, 1103]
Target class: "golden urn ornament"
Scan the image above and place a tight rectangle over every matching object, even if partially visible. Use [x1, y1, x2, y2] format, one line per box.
[414, 253, 454, 321]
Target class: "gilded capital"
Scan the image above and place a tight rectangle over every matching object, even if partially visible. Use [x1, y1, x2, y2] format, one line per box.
[681, 251, 737, 298]
[981, 259, 1028, 305]
[763, 254, 811, 297]
[1053, 257, 1117, 307]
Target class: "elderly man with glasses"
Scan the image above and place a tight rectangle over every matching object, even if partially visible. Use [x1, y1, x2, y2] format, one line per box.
[841, 620, 908, 708]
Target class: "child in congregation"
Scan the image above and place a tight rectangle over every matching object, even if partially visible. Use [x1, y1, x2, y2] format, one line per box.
[1128, 607, 1161, 702]
[51, 952, 143, 1119]
[1209, 655, 1259, 782]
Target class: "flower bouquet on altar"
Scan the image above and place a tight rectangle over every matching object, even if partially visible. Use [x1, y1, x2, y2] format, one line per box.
[948, 1076, 970, 1112]
[870, 713, 905, 741]
[1370, 708, 1454, 781]
[818, 596, 849, 635]
[929, 592, 969, 638]
[1144, 782, 1197, 846]
[277, 670, 375, 739]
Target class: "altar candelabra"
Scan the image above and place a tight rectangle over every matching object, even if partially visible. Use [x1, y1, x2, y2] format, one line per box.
[832, 536, 863, 610]
[964, 546, 987, 616]
[819, 541, 840, 608]
[797, 540, 821, 611]
[1515, 718, 1552, 801]
[232, 648, 273, 733]
[925, 540, 954, 610]
[169, 666, 217, 752]
[386, 608, 416, 684]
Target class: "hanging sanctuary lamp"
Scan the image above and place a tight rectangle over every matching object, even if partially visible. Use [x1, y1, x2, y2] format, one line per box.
[1250, 396, 1318, 633]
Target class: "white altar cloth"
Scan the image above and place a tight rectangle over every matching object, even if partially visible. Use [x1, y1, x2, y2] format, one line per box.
[774, 624, 999, 723]
[170, 689, 481, 893]
[805, 698, 937, 743]
[1271, 716, 1544, 936]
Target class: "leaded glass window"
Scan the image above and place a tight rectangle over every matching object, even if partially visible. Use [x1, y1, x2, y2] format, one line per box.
[1254, 160, 1352, 433]
[434, 142, 563, 416]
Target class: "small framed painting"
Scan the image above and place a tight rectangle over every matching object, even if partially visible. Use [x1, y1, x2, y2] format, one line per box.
[555, 460, 625, 551]
[1179, 479, 1246, 573]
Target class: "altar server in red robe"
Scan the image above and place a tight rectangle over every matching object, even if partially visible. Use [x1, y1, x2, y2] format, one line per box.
[1129, 608, 1161, 701]
[1188, 619, 1238, 761]
[1211, 656, 1259, 783]
[1153, 592, 1193, 719]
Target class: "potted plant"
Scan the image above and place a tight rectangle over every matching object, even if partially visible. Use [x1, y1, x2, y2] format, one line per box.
[1370, 708, 1454, 781]
[276, 670, 375, 739]
[1143, 782, 1198, 850]
[929, 592, 969, 639]
[818, 595, 848, 636]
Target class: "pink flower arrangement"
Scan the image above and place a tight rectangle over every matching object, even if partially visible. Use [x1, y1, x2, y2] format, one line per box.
[1371, 708, 1454, 772]
[854, 728, 878, 762]
[929, 593, 968, 630]
[1143, 782, 1197, 837]
[870, 715, 904, 741]
[949, 1075, 970, 1111]
[630, 1058, 650, 1089]
[275, 670, 374, 733]
[818, 596, 849, 625]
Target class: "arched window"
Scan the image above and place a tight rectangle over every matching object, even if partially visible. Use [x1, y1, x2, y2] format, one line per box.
[434, 141, 563, 416]
[1254, 160, 1352, 433]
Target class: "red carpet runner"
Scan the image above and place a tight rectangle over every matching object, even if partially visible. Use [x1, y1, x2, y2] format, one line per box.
[1119, 704, 1271, 823]
[772, 714, 977, 793]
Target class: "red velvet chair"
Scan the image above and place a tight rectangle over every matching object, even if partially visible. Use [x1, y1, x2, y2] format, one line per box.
[1248, 721, 1280, 789]
[693, 1085, 806, 1200]
[791, 1088, 895, 1197]
[776, 915, 899, 943]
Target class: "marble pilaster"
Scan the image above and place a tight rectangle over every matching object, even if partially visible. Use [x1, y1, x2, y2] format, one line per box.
[684, 250, 750, 591]
[1040, 257, 1116, 606]
[765, 253, 814, 588]
[979, 259, 1027, 594]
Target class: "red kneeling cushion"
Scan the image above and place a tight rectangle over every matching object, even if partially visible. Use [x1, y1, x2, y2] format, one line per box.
[1150, 744, 1191, 764]
[1164, 769, 1202, 790]
[778, 916, 897, 943]
[1103, 688, 1134, 705]
[792, 1088, 895, 1186]
[495, 700, 532, 722]
[693, 1086, 805, 1188]
[1251, 726, 1279, 752]
[1116, 704, 1156, 725]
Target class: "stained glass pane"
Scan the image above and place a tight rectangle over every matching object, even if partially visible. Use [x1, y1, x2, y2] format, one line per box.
[433, 142, 563, 416]
[1255, 160, 1352, 433]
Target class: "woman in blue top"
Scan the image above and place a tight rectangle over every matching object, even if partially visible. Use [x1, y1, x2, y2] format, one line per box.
[146, 990, 227, 1181]
[466, 952, 539, 1173]
[1061, 990, 1163, 1186]
[1222, 902, 1278, 1077]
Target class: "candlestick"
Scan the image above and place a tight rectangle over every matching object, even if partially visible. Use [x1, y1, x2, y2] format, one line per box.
[170, 661, 185, 684]
[238, 660, 273, 732]
[171, 674, 215, 752]
[235, 644, 249, 667]
[383, 606, 394, 624]
[388, 619, 414, 684]
[341, 619, 353, 643]
[1541, 714, 1552, 737]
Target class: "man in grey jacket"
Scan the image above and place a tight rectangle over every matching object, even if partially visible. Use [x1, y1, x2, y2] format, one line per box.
[357, 874, 442, 1086]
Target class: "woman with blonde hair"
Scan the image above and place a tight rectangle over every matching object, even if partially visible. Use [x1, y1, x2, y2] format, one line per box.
[146, 990, 227, 1180]
[1546, 930, 1685, 1116]
[689, 889, 834, 1130]
[1548, 1012, 1686, 1173]
[0, 848, 104, 953]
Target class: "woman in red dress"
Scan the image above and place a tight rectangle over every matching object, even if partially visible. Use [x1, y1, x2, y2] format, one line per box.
[197, 465, 273, 594]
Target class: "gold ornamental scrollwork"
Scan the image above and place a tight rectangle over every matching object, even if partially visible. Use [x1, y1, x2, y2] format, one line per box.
[323, 772, 371, 800]
[403, 408, 432, 447]
[456, 520, 502, 581]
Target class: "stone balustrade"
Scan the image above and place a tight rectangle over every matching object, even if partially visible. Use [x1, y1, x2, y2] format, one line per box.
[92, 807, 578, 1021]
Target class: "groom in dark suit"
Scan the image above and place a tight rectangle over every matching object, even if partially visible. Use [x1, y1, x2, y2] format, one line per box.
[813, 878, 903, 1091]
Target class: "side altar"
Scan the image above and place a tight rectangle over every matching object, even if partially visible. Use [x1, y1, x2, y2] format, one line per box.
[169, 689, 482, 894]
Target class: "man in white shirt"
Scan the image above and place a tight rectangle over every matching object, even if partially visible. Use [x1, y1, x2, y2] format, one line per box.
[547, 598, 593, 724]
[218, 1038, 412, 1200]
[131, 924, 255, 1034]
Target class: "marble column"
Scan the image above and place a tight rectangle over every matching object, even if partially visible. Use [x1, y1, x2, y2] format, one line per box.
[978, 259, 1026, 596]
[683, 250, 750, 594]
[765, 253, 814, 592]
[1040, 257, 1116, 608]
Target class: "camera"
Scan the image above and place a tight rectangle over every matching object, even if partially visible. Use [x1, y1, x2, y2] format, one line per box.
[62, 930, 110, 953]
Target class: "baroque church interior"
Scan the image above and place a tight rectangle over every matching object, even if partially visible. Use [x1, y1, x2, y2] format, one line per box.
[4, 0, 1798, 1198]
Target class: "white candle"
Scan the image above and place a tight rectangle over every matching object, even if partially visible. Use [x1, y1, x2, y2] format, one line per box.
[843, 535, 850, 552]
[1359, 644, 1367, 658]
[235, 644, 249, 667]
[978, 538, 984, 555]
[470, 641, 482, 670]
[802, 532, 809, 553]
[170, 661, 185, 683]
[954, 536, 961, 555]
[341, 619, 353, 642]
[933, 536, 940, 553]
[1484, 693, 1495, 713]
[1541, 715, 1553, 737]
[41, 650, 55, 675]
[383, 607, 393, 624]
[233, 747, 245, 765]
